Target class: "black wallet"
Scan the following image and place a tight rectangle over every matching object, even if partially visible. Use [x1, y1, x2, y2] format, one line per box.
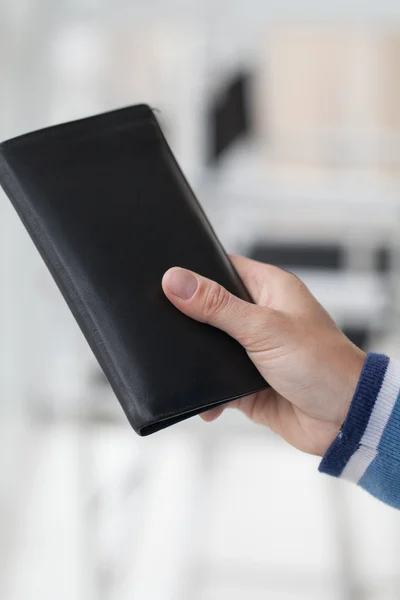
[0, 105, 267, 435]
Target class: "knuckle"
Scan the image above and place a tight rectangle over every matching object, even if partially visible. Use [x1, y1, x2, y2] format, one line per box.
[285, 270, 308, 293]
[203, 282, 230, 320]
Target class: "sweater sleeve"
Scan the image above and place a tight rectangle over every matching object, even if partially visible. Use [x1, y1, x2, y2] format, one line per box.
[319, 353, 400, 509]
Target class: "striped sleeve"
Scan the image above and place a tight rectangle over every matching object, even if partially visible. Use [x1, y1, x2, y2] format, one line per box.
[319, 353, 400, 509]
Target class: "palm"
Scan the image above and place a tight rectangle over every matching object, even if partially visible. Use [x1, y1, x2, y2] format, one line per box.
[233, 390, 339, 456]
[203, 390, 339, 456]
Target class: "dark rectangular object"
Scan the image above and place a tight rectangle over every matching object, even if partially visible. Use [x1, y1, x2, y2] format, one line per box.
[249, 243, 343, 271]
[0, 105, 267, 435]
[208, 71, 252, 164]
[376, 247, 391, 274]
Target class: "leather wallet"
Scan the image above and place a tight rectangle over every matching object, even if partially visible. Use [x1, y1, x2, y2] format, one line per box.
[0, 105, 267, 435]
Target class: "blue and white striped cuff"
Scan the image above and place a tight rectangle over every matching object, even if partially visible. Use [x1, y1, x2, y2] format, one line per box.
[319, 353, 400, 485]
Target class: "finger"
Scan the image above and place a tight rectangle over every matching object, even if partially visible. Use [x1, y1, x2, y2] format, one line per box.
[231, 388, 279, 425]
[200, 406, 225, 422]
[162, 267, 276, 347]
[201, 389, 280, 430]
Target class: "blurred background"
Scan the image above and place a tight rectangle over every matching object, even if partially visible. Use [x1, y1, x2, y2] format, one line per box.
[2, 1, 400, 599]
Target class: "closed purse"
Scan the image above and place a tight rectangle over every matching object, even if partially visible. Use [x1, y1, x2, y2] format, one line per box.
[0, 105, 267, 435]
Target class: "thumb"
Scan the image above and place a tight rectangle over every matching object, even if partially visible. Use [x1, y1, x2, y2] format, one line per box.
[162, 267, 275, 349]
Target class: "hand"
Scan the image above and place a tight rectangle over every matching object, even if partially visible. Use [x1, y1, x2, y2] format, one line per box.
[162, 255, 366, 456]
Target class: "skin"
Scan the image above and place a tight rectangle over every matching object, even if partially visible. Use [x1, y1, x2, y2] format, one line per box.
[162, 255, 366, 457]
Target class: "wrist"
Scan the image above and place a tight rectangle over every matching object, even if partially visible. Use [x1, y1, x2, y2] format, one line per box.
[319, 353, 393, 476]
[319, 346, 366, 456]
[336, 347, 367, 427]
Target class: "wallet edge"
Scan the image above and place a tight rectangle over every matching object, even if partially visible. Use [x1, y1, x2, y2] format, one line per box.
[137, 382, 268, 435]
